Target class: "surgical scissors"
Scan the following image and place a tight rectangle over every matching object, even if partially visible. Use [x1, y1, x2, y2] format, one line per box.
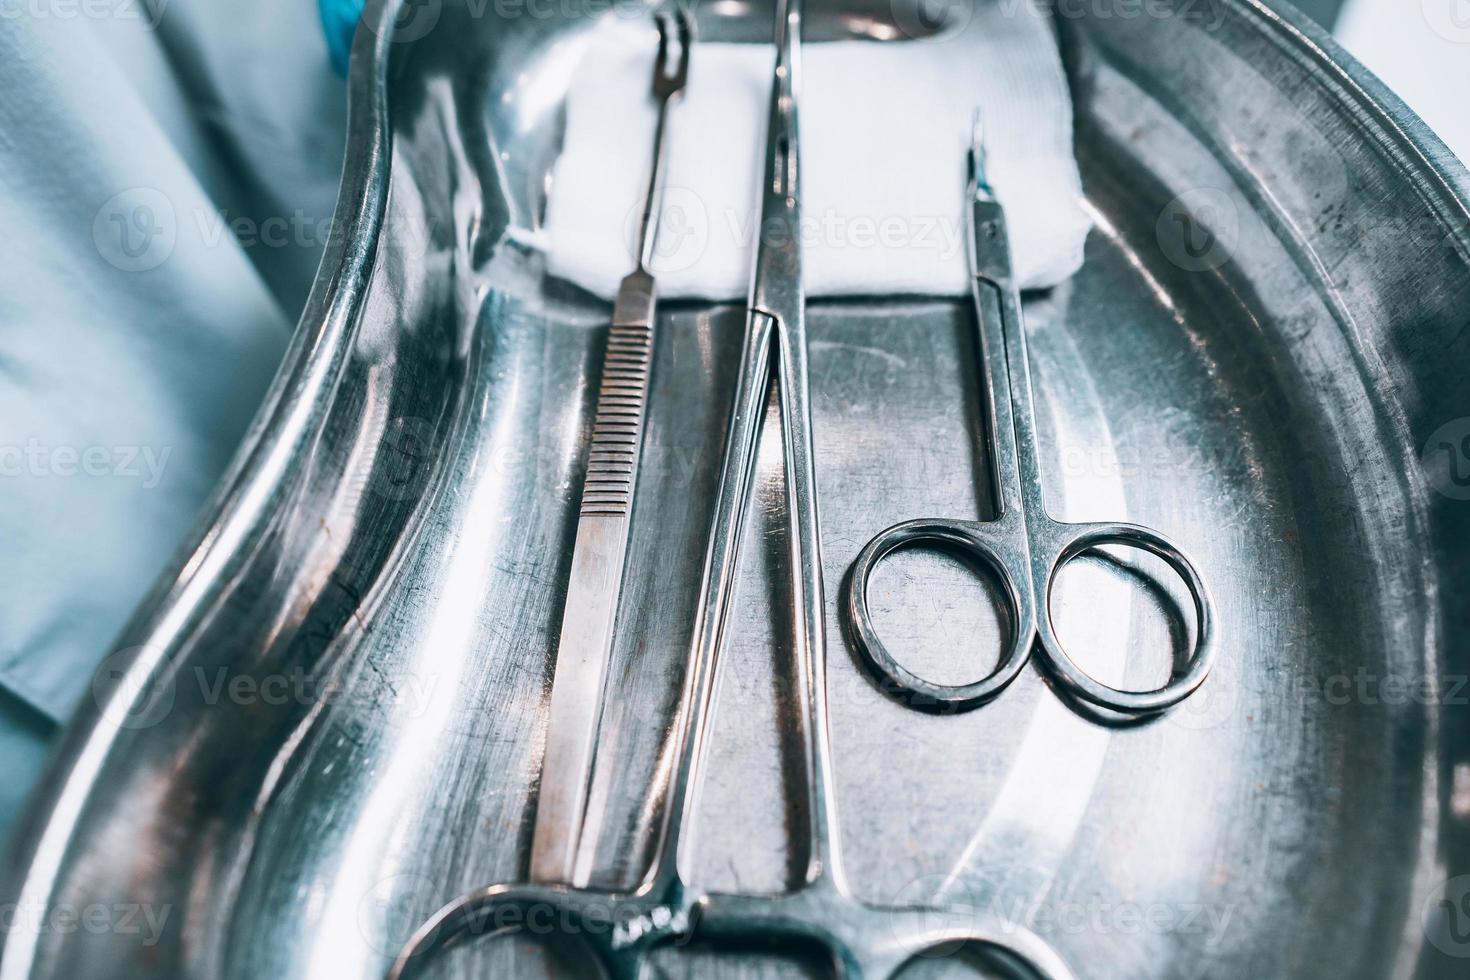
[841, 119, 1218, 717]
[386, 3, 1075, 976]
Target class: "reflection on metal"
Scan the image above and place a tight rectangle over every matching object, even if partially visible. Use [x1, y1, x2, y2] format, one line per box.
[3, 0, 1469, 978]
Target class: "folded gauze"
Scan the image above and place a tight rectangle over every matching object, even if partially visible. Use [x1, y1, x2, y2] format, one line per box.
[541, 6, 1091, 300]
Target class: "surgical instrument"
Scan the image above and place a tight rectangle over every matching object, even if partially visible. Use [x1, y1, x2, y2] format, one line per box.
[842, 117, 1218, 717]
[530, 7, 692, 886]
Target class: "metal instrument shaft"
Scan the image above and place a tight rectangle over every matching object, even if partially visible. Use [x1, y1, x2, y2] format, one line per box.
[529, 8, 692, 886]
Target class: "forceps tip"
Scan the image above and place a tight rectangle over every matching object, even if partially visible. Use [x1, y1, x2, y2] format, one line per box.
[653, 6, 693, 95]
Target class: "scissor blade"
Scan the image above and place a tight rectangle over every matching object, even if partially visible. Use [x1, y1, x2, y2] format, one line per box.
[529, 268, 656, 886]
[968, 112, 1017, 290]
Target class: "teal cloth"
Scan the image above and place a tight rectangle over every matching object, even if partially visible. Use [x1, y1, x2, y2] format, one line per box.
[319, 0, 364, 75]
[0, 1, 346, 851]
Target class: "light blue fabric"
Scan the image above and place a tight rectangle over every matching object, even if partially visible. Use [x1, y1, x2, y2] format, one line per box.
[0, 1, 347, 851]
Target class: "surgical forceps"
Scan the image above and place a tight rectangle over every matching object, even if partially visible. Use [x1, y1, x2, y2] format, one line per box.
[841, 120, 1218, 717]
[532, 6, 691, 887]
[386, 3, 1075, 976]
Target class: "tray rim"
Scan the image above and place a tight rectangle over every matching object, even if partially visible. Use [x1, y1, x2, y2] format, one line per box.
[5, 0, 1470, 975]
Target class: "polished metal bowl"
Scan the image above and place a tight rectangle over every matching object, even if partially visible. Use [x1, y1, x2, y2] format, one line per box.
[4, 0, 1469, 977]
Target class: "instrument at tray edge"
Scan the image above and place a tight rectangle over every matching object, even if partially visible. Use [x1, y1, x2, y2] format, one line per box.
[529, 7, 692, 888]
[840, 116, 1218, 717]
[386, 3, 1075, 977]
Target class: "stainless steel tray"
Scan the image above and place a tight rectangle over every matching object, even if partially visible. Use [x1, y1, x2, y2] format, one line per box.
[5, 0, 1470, 977]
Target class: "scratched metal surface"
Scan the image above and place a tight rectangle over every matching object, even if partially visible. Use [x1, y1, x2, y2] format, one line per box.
[4, 0, 1470, 978]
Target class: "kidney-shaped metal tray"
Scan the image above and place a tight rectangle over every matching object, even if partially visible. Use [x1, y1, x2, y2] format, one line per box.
[5, 0, 1470, 977]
